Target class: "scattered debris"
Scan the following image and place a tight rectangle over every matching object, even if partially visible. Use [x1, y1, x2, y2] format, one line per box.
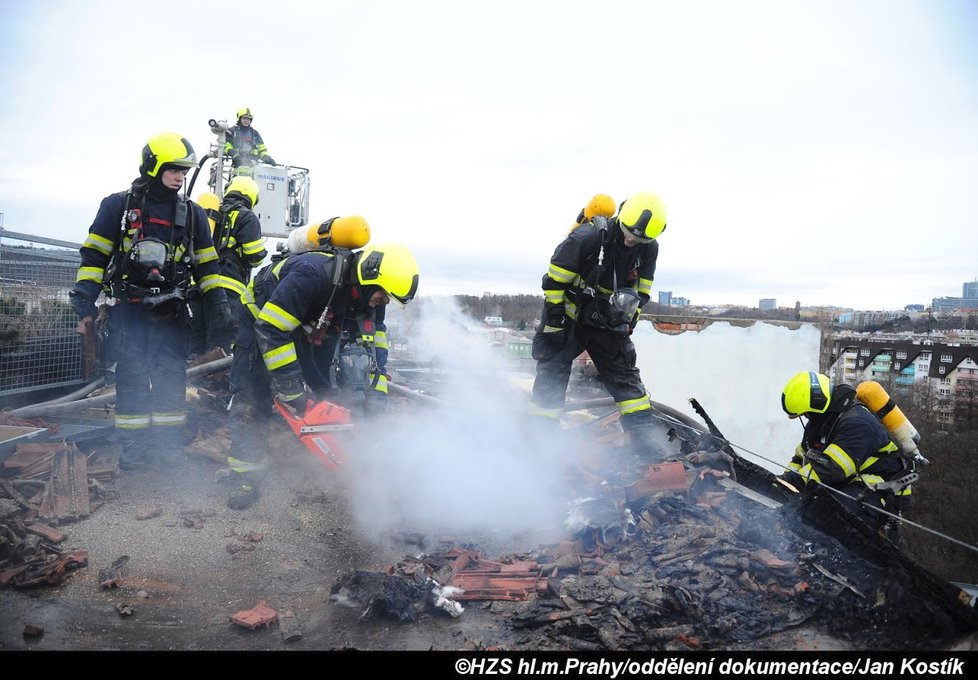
[279, 609, 303, 642]
[98, 555, 129, 589]
[25, 521, 64, 543]
[136, 506, 161, 520]
[324, 441, 978, 651]
[115, 602, 134, 617]
[226, 542, 256, 555]
[22, 623, 44, 638]
[330, 570, 431, 622]
[230, 600, 279, 630]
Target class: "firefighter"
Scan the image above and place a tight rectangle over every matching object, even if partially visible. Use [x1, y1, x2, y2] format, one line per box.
[224, 107, 274, 176]
[69, 132, 233, 468]
[226, 241, 419, 509]
[290, 217, 392, 413]
[529, 192, 668, 459]
[188, 176, 267, 354]
[779, 371, 915, 531]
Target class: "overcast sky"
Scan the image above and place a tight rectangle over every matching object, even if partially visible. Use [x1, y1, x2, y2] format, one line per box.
[1, 0, 976, 310]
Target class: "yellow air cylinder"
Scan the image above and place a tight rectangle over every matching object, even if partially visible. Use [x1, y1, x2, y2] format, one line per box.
[286, 216, 371, 254]
[197, 192, 221, 236]
[855, 380, 928, 464]
[286, 223, 325, 254]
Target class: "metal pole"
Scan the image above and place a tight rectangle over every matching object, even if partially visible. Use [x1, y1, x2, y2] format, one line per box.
[5, 357, 233, 418]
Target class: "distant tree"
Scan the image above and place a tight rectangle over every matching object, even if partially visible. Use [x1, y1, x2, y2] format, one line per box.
[897, 380, 978, 583]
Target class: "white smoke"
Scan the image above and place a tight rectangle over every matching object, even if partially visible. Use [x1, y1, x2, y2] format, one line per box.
[346, 299, 576, 549]
[344, 307, 821, 550]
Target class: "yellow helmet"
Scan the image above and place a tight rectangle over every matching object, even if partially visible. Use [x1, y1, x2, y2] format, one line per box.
[617, 192, 667, 242]
[140, 132, 197, 178]
[321, 215, 370, 249]
[781, 371, 831, 416]
[356, 242, 419, 306]
[224, 176, 260, 208]
[237, 107, 254, 122]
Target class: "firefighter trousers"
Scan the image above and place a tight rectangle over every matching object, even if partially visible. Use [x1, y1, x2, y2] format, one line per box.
[110, 301, 189, 458]
[531, 323, 650, 418]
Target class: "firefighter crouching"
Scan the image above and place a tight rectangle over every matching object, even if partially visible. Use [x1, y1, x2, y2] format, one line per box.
[529, 192, 669, 460]
[69, 132, 233, 469]
[226, 241, 419, 509]
[779, 371, 916, 534]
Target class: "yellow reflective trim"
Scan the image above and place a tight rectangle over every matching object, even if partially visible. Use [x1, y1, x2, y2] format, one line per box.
[263, 342, 297, 370]
[115, 414, 151, 429]
[196, 273, 222, 293]
[799, 463, 821, 484]
[372, 373, 389, 394]
[543, 289, 565, 304]
[566, 300, 578, 320]
[151, 412, 186, 427]
[880, 441, 899, 454]
[823, 443, 857, 478]
[258, 302, 301, 332]
[217, 276, 247, 294]
[617, 393, 651, 416]
[638, 278, 652, 295]
[547, 263, 576, 284]
[227, 456, 264, 473]
[528, 403, 563, 420]
[82, 233, 115, 255]
[241, 239, 266, 255]
[76, 266, 104, 283]
[374, 330, 388, 350]
[195, 245, 219, 264]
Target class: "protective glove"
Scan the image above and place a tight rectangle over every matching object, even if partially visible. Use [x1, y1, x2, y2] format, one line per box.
[205, 295, 234, 342]
[68, 289, 97, 322]
[261, 155, 276, 165]
[531, 324, 569, 362]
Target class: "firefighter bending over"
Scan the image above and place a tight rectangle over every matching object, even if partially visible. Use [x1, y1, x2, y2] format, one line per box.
[529, 192, 669, 459]
[226, 240, 419, 509]
[69, 132, 233, 469]
[779, 371, 915, 533]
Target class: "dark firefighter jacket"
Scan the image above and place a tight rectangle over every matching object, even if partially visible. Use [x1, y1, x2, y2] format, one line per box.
[541, 217, 657, 330]
[224, 124, 268, 163]
[242, 250, 389, 393]
[212, 196, 267, 298]
[785, 384, 907, 493]
[73, 184, 223, 305]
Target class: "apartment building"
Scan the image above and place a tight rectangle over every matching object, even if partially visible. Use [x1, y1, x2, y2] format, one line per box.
[827, 332, 978, 424]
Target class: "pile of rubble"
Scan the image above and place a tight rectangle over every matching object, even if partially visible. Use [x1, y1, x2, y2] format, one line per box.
[0, 436, 109, 588]
[328, 435, 978, 651]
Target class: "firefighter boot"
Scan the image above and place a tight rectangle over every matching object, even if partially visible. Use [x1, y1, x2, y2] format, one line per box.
[225, 458, 267, 510]
[620, 412, 671, 463]
[118, 431, 150, 470]
[119, 447, 148, 470]
[227, 471, 261, 510]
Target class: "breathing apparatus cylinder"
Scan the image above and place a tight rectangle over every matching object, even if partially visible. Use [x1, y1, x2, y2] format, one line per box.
[855, 380, 929, 464]
[286, 216, 370, 254]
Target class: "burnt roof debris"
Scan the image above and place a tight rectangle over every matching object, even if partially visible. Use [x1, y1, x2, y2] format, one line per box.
[329, 438, 978, 651]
